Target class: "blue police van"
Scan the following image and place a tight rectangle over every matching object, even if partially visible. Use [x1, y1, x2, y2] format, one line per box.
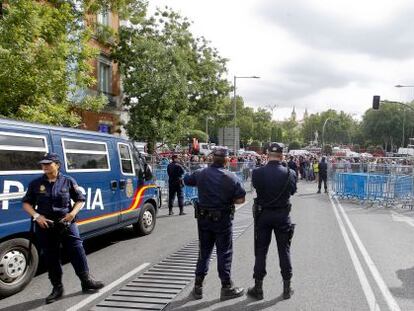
[0, 118, 161, 297]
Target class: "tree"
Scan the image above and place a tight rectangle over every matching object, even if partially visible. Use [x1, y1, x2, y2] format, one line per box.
[288, 141, 301, 151]
[0, 0, 138, 126]
[115, 7, 231, 146]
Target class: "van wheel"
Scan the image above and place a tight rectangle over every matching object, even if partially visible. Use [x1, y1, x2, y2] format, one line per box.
[0, 238, 38, 298]
[133, 203, 156, 236]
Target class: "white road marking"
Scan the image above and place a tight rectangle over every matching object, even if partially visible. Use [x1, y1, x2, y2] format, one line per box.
[334, 197, 401, 311]
[329, 195, 381, 311]
[66, 262, 150, 311]
[391, 211, 414, 227]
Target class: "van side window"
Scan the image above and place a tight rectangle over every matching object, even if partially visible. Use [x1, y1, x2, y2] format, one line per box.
[118, 143, 134, 175]
[62, 139, 110, 172]
[0, 132, 48, 173]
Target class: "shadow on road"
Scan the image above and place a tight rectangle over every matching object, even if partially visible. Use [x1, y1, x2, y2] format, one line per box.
[390, 266, 414, 299]
[166, 293, 285, 311]
[0, 290, 84, 311]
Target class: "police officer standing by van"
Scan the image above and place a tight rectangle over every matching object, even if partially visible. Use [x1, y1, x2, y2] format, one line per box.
[22, 153, 104, 304]
[167, 154, 186, 215]
[184, 148, 246, 301]
[247, 143, 297, 300]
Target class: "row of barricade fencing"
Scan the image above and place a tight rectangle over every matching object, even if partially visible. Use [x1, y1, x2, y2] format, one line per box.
[329, 163, 414, 208]
[153, 162, 254, 206]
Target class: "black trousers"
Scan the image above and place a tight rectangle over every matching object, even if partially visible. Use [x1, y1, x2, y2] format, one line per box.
[168, 184, 184, 209]
[318, 174, 328, 191]
[195, 216, 233, 283]
[36, 223, 89, 287]
[253, 209, 293, 281]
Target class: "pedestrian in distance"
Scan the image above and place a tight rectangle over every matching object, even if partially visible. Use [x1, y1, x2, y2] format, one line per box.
[247, 143, 297, 300]
[287, 156, 298, 176]
[317, 156, 328, 193]
[22, 153, 104, 304]
[184, 148, 246, 301]
[167, 154, 186, 215]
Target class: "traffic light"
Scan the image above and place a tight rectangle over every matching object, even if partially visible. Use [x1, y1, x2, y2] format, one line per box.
[373, 95, 380, 110]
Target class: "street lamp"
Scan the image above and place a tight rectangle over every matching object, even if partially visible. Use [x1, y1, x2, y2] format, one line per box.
[322, 118, 338, 151]
[395, 85, 414, 146]
[233, 75, 260, 152]
[205, 116, 214, 143]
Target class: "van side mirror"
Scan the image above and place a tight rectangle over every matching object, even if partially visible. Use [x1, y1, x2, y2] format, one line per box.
[144, 163, 153, 181]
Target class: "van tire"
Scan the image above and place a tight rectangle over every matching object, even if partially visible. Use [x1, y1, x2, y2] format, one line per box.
[0, 238, 39, 298]
[133, 203, 156, 236]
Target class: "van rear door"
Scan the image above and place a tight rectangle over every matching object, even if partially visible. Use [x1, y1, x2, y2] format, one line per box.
[117, 142, 140, 223]
[53, 134, 121, 234]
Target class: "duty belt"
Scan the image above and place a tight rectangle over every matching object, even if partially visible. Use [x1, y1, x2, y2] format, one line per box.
[195, 205, 235, 221]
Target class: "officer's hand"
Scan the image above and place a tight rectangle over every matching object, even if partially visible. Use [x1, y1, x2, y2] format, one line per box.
[36, 215, 54, 229]
[61, 212, 75, 223]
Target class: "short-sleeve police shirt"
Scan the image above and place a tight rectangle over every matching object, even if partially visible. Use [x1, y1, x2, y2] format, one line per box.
[22, 173, 85, 218]
[184, 163, 246, 208]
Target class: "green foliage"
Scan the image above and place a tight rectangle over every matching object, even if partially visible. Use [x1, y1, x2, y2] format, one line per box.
[187, 130, 208, 143]
[0, 0, 132, 125]
[115, 7, 231, 144]
[288, 141, 301, 151]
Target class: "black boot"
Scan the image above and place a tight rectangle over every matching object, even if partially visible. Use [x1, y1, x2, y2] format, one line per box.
[169, 208, 174, 216]
[220, 281, 244, 301]
[45, 285, 64, 304]
[80, 272, 105, 293]
[179, 208, 186, 216]
[283, 279, 292, 299]
[192, 276, 204, 299]
[317, 189, 321, 193]
[247, 279, 264, 300]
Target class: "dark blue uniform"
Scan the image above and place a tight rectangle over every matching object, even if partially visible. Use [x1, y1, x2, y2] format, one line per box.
[22, 173, 87, 287]
[167, 161, 185, 213]
[184, 163, 246, 283]
[252, 160, 297, 281]
[318, 158, 328, 192]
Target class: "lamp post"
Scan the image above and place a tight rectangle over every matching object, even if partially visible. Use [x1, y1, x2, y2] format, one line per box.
[233, 75, 260, 153]
[395, 85, 414, 146]
[322, 117, 334, 152]
[205, 116, 214, 143]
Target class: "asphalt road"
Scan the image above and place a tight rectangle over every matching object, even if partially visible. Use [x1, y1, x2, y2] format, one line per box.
[1, 180, 414, 311]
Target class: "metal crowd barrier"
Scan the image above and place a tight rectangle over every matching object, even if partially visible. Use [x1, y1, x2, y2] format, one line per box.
[153, 161, 254, 206]
[331, 168, 414, 208]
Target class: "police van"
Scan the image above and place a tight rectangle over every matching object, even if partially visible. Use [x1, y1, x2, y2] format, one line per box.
[0, 118, 161, 297]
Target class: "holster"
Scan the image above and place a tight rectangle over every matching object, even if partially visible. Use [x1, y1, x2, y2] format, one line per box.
[196, 205, 234, 222]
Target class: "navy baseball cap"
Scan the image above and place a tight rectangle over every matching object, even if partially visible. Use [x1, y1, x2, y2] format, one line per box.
[38, 153, 61, 164]
[212, 148, 229, 157]
[267, 142, 284, 153]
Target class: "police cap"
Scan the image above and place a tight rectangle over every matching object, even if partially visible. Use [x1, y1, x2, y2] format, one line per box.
[39, 152, 61, 164]
[267, 142, 284, 153]
[212, 148, 229, 157]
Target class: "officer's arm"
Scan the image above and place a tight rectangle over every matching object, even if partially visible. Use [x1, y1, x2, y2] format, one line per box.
[233, 177, 246, 204]
[251, 169, 258, 189]
[184, 170, 198, 186]
[289, 170, 297, 195]
[22, 182, 53, 228]
[64, 178, 86, 222]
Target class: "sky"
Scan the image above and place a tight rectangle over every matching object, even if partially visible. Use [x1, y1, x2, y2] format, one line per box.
[148, 0, 414, 121]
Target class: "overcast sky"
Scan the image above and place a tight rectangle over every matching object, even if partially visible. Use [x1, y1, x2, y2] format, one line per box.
[148, 0, 414, 120]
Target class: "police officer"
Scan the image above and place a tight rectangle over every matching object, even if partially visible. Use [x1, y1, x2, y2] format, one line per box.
[247, 143, 297, 300]
[22, 153, 104, 304]
[317, 156, 328, 193]
[167, 154, 186, 215]
[184, 148, 246, 301]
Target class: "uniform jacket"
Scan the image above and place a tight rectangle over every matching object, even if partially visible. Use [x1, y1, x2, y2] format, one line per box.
[167, 161, 185, 186]
[252, 160, 297, 208]
[22, 173, 85, 219]
[184, 163, 246, 208]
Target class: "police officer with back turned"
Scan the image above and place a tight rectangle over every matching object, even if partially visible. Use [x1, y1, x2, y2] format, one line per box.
[167, 154, 186, 215]
[247, 143, 297, 300]
[22, 153, 104, 304]
[184, 148, 246, 301]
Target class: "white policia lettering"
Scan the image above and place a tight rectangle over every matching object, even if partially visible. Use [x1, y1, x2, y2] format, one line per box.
[1, 181, 105, 211]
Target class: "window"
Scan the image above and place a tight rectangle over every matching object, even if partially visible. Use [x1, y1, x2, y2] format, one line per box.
[98, 58, 111, 94]
[118, 143, 134, 175]
[0, 132, 48, 174]
[97, 11, 110, 26]
[63, 139, 110, 172]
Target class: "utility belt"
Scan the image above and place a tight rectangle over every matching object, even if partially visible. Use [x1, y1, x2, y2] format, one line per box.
[194, 201, 235, 221]
[252, 199, 291, 219]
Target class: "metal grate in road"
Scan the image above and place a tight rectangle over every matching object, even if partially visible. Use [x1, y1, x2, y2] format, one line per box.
[92, 206, 253, 311]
